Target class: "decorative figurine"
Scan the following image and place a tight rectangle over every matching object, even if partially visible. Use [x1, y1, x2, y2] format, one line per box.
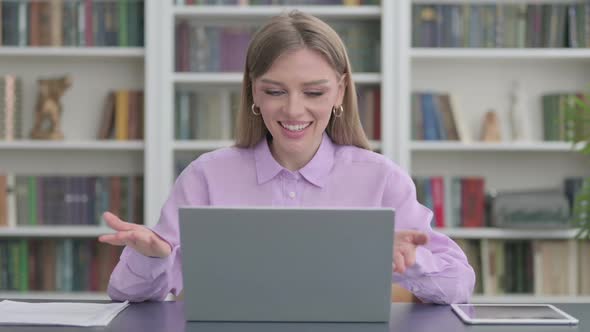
[30, 75, 72, 140]
[481, 110, 502, 142]
[508, 80, 531, 141]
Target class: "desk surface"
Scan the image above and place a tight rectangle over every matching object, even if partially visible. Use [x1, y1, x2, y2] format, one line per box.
[1, 301, 588, 332]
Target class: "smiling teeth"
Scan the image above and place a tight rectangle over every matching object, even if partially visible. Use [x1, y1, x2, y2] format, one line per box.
[281, 122, 310, 131]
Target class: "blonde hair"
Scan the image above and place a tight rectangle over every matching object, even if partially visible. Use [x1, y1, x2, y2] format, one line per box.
[235, 10, 371, 150]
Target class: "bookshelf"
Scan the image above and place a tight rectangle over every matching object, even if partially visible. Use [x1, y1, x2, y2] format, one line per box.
[404, 0, 590, 302]
[158, 0, 393, 193]
[153, 0, 590, 303]
[1, 0, 589, 302]
[0, 0, 154, 300]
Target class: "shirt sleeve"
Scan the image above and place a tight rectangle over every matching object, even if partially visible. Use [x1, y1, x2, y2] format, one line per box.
[383, 167, 476, 304]
[108, 160, 209, 302]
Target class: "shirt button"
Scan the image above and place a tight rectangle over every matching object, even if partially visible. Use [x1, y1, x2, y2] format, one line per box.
[288, 191, 296, 199]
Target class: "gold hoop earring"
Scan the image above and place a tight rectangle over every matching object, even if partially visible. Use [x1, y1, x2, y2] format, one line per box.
[332, 105, 344, 118]
[251, 103, 261, 116]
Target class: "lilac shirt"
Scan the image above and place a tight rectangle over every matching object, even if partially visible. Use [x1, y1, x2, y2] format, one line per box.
[108, 133, 475, 304]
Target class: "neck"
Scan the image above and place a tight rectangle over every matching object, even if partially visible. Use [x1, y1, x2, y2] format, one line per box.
[270, 139, 322, 172]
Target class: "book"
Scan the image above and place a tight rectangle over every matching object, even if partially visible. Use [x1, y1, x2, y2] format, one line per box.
[0, 174, 6, 227]
[461, 177, 485, 227]
[97, 92, 116, 138]
[115, 91, 129, 140]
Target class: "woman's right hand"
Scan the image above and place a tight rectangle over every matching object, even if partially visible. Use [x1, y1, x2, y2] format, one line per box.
[98, 211, 172, 258]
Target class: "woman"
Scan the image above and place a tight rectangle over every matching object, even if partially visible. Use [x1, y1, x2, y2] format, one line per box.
[99, 11, 475, 304]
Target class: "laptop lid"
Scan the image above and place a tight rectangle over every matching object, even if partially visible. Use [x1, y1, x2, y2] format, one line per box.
[179, 207, 394, 322]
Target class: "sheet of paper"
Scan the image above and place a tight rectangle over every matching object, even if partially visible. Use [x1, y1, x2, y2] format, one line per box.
[0, 300, 130, 327]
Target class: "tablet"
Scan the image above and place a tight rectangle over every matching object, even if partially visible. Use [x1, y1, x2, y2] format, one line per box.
[451, 304, 579, 325]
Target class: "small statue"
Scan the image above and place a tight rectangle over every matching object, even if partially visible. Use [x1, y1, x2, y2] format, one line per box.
[30, 75, 72, 140]
[508, 80, 531, 141]
[480, 110, 502, 142]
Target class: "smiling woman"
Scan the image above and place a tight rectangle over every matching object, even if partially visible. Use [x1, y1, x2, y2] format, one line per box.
[250, 48, 346, 171]
[235, 11, 370, 157]
[99, 10, 476, 305]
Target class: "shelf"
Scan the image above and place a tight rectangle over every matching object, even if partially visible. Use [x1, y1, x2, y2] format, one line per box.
[410, 141, 581, 152]
[411, 48, 590, 60]
[0, 140, 144, 151]
[174, 140, 235, 151]
[0, 47, 145, 58]
[471, 295, 590, 304]
[174, 140, 382, 151]
[439, 228, 580, 240]
[0, 291, 110, 301]
[173, 5, 381, 20]
[173, 72, 381, 85]
[0, 226, 112, 238]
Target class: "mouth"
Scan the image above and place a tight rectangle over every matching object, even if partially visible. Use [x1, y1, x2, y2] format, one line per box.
[279, 121, 312, 132]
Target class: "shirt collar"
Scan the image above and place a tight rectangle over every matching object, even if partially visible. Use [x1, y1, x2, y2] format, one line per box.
[254, 137, 283, 185]
[254, 132, 335, 188]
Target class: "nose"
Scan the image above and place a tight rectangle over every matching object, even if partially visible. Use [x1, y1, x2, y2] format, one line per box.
[284, 93, 305, 118]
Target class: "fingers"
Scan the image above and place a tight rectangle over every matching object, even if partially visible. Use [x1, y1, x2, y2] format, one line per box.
[98, 230, 136, 247]
[397, 230, 429, 246]
[393, 251, 406, 274]
[129, 231, 171, 258]
[103, 211, 137, 232]
[412, 232, 429, 246]
[400, 245, 417, 267]
[393, 241, 420, 274]
[98, 234, 126, 246]
[98, 226, 172, 258]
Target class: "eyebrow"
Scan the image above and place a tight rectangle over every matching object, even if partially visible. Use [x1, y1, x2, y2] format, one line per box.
[260, 78, 330, 87]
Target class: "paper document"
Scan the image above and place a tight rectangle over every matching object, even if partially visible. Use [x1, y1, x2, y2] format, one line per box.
[0, 300, 130, 327]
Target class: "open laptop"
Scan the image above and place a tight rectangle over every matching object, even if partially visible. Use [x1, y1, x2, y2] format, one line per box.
[178, 207, 395, 322]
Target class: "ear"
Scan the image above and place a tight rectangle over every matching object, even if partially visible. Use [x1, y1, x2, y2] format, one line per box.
[335, 73, 347, 106]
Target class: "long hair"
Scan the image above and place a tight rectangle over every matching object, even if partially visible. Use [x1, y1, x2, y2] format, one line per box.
[234, 10, 371, 150]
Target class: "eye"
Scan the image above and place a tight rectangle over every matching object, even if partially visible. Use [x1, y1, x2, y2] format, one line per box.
[265, 90, 284, 96]
[305, 91, 324, 97]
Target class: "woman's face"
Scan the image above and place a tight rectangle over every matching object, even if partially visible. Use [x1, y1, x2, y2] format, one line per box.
[252, 48, 345, 162]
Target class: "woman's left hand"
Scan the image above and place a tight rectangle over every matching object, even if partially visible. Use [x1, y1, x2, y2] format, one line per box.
[393, 230, 429, 274]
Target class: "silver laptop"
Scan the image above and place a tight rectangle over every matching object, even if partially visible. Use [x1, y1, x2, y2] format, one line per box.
[178, 207, 395, 322]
